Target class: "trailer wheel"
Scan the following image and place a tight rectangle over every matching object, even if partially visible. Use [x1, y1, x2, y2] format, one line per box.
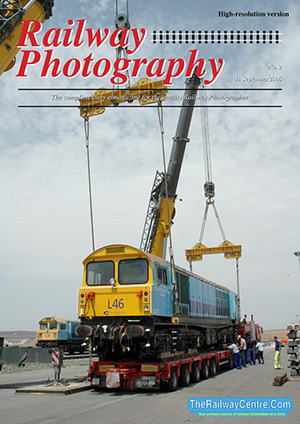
[180, 364, 191, 387]
[200, 361, 209, 379]
[191, 362, 201, 383]
[209, 359, 217, 377]
[165, 367, 178, 391]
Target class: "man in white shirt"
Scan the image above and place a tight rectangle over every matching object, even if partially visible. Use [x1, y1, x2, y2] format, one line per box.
[228, 341, 242, 369]
[256, 340, 264, 364]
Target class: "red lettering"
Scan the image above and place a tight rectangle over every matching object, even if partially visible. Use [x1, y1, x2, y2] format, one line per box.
[111, 58, 130, 85]
[17, 20, 41, 47]
[110, 29, 129, 49]
[41, 50, 61, 77]
[127, 29, 147, 55]
[146, 58, 165, 78]
[186, 50, 206, 78]
[63, 20, 74, 47]
[63, 58, 81, 78]
[93, 58, 111, 78]
[82, 53, 94, 77]
[86, 27, 110, 48]
[204, 59, 225, 85]
[43, 28, 62, 48]
[131, 58, 148, 77]
[74, 19, 86, 47]
[164, 59, 185, 85]
[15, 50, 41, 77]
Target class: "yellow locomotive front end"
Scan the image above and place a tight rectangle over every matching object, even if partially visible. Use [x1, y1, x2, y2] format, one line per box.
[77, 244, 158, 359]
[36, 317, 59, 346]
[78, 245, 152, 320]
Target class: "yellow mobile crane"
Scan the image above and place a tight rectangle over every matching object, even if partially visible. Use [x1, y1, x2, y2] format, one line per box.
[0, 0, 54, 75]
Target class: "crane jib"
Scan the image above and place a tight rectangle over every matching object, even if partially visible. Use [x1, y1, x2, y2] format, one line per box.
[162, 72, 200, 197]
[140, 71, 201, 257]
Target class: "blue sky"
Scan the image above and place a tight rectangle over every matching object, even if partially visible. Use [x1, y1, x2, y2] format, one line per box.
[0, 0, 299, 331]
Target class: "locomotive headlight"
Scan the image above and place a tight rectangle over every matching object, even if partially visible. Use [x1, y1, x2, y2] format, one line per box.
[143, 305, 149, 311]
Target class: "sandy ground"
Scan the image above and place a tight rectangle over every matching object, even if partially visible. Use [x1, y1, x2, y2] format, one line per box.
[262, 329, 288, 341]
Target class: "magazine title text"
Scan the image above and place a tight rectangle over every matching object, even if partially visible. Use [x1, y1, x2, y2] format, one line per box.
[16, 19, 225, 85]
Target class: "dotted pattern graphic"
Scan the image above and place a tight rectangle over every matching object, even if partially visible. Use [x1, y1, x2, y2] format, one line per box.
[151, 30, 281, 44]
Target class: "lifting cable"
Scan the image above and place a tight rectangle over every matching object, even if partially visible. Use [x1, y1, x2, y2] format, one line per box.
[157, 99, 179, 315]
[81, 0, 131, 252]
[114, 0, 131, 90]
[115, 0, 129, 19]
[192, 88, 241, 317]
[83, 112, 96, 252]
[198, 90, 226, 247]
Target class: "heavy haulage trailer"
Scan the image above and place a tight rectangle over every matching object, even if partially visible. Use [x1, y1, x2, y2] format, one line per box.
[89, 349, 233, 391]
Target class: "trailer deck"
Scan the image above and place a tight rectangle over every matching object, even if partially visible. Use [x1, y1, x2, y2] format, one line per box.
[89, 349, 233, 391]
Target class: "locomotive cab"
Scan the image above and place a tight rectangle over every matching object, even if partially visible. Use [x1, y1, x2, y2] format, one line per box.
[78, 244, 174, 358]
[37, 317, 63, 346]
[78, 244, 174, 319]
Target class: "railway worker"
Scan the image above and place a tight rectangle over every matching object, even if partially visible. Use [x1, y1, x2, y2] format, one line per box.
[228, 341, 242, 369]
[238, 335, 247, 367]
[274, 336, 283, 370]
[246, 338, 256, 365]
[256, 339, 264, 364]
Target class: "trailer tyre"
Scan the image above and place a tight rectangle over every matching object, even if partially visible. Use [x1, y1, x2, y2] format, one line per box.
[191, 362, 201, 383]
[209, 359, 217, 377]
[180, 364, 191, 387]
[166, 367, 178, 392]
[200, 361, 209, 379]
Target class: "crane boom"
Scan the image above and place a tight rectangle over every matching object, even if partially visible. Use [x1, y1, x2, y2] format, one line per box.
[0, 0, 54, 76]
[140, 71, 200, 258]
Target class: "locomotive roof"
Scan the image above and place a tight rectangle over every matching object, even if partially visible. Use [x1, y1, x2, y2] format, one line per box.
[173, 262, 237, 295]
[39, 317, 79, 324]
[83, 244, 237, 296]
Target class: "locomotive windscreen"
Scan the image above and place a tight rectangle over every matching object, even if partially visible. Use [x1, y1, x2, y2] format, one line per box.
[86, 261, 114, 285]
[118, 258, 148, 284]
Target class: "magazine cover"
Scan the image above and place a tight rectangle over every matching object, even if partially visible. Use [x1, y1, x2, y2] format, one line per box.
[0, 0, 299, 422]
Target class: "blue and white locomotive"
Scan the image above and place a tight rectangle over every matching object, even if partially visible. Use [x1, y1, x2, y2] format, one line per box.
[77, 244, 239, 359]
